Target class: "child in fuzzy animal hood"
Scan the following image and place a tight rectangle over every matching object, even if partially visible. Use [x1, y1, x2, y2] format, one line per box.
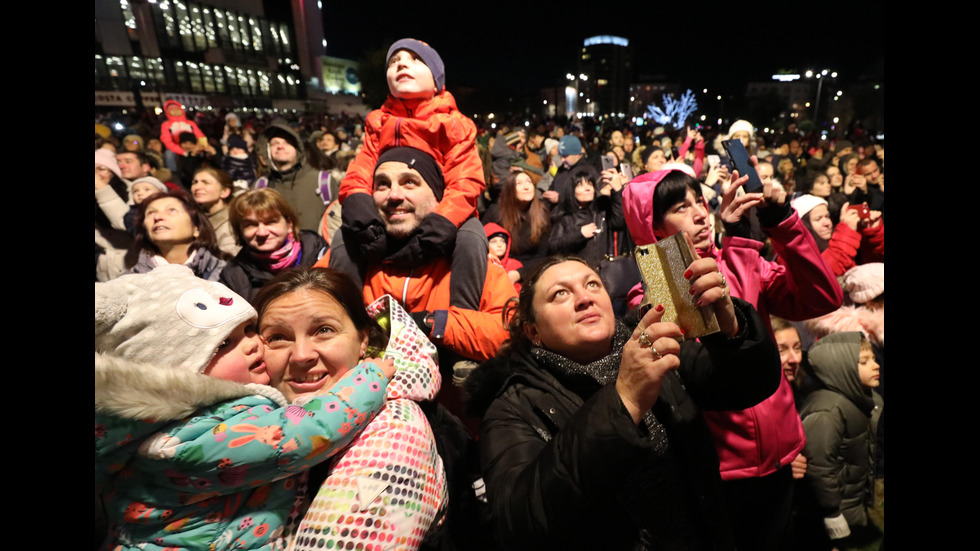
[94, 264, 394, 550]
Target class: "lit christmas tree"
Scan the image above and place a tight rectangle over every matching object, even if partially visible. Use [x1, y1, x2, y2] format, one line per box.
[646, 89, 698, 128]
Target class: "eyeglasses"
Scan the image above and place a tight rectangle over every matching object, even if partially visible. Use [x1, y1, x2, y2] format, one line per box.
[95, 166, 112, 173]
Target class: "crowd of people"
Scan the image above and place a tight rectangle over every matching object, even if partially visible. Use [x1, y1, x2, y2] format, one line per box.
[96, 38, 884, 551]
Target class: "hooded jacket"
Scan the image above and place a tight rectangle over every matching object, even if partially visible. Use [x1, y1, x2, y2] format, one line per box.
[259, 121, 328, 233]
[160, 100, 206, 156]
[289, 295, 448, 550]
[548, 182, 625, 266]
[462, 299, 782, 551]
[95, 354, 388, 550]
[483, 222, 523, 274]
[622, 169, 843, 480]
[338, 91, 485, 261]
[800, 332, 880, 535]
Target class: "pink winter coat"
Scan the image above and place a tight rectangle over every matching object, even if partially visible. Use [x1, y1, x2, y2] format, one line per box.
[622, 169, 843, 480]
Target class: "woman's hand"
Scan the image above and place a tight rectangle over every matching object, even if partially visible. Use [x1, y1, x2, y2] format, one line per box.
[600, 168, 625, 191]
[581, 222, 598, 238]
[839, 202, 861, 231]
[719, 170, 764, 224]
[616, 305, 683, 424]
[865, 209, 882, 228]
[683, 232, 738, 336]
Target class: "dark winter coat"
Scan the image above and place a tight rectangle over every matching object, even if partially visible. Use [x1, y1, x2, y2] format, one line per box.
[463, 298, 782, 551]
[219, 230, 327, 304]
[800, 332, 880, 531]
[548, 188, 626, 266]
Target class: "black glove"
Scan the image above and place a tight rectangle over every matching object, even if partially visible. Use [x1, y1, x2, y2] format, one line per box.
[409, 310, 433, 334]
[384, 213, 458, 268]
[756, 200, 793, 228]
[340, 193, 387, 261]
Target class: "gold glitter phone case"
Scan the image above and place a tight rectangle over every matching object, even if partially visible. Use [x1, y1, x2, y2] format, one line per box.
[633, 232, 720, 338]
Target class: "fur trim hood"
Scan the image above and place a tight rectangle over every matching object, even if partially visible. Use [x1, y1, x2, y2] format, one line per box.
[804, 304, 884, 348]
[95, 352, 286, 422]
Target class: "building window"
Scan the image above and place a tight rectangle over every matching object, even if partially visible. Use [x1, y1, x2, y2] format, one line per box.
[248, 17, 263, 54]
[190, 4, 206, 51]
[186, 61, 204, 93]
[128, 56, 147, 81]
[119, 0, 138, 41]
[201, 7, 218, 49]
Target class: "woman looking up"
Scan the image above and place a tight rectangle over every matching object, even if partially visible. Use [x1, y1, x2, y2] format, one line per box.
[463, 255, 781, 550]
[127, 189, 227, 281]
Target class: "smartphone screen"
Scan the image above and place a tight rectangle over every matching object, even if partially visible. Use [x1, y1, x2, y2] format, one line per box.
[721, 139, 763, 193]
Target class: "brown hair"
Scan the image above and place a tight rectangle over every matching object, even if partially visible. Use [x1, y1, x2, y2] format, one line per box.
[498, 255, 595, 356]
[192, 165, 235, 205]
[253, 267, 388, 355]
[769, 316, 797, 335]
[131, 189, 221, 259]
[228, 188, 302, 244]
[497, 171, 550, 252]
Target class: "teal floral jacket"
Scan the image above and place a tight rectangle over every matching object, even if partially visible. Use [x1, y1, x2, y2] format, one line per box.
[95, 353, 389, 550]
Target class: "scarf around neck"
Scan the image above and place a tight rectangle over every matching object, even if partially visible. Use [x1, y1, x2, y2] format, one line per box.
[531, 320, 669, 452]
[250, 234, 301, 272]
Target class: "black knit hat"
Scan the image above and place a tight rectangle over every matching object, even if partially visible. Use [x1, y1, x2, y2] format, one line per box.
[375, 147, 445, 201]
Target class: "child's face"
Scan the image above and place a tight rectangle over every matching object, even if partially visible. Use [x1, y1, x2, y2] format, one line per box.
[204, 320, 268, 385]
[131, 182, 158, 205]
[386, 49, 437, 100]
[489, 236, 508, 259]
[857, 346, 880, 388]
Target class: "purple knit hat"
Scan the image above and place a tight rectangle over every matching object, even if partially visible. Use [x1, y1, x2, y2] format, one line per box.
[386, 38, 445, 92]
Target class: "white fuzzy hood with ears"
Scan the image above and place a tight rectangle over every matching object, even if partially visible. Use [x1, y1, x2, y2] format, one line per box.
[95, 352, 286, 422]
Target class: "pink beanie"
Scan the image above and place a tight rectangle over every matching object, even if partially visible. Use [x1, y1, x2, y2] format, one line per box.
[95, 149, 122, 179]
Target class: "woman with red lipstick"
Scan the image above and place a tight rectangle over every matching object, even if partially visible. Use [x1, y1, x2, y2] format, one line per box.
[622, 164, 843, 551]
[462, 256, 782, 550]
[127, 188, 227, 281]
[255, 268, 449, 551]
[219, 188, 327, 304]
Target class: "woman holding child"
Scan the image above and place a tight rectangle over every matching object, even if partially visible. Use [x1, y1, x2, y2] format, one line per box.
[96, 265, 447, 550]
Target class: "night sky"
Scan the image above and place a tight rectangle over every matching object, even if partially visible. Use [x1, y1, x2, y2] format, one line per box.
[319, 0, 884, 104]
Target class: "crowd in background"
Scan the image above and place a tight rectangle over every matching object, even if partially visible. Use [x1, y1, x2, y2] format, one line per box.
[96, 102, 884, 551]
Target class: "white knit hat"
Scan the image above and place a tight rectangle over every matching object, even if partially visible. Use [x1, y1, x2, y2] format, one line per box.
[95, 264, 256, 373]
[131, 176, 168, 194]
[791, 194, 828, 220]
[727, 119, 755, 140]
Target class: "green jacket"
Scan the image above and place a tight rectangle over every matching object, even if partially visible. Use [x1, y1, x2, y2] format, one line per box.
[800, 332, 880, 533]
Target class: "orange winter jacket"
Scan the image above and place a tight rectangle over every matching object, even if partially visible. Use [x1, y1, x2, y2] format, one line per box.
[314, 253, 515, 363]
[339, 91, 485, 229]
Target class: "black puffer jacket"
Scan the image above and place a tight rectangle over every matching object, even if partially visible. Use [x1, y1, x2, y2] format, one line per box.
[463, 298, 781, 551]
[219, 230, 327, 304]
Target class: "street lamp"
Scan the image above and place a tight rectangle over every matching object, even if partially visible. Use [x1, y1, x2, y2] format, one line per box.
[807, 69, 837, 128]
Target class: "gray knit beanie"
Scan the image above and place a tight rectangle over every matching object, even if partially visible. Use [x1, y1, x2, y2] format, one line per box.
[95, 264, 256, 372]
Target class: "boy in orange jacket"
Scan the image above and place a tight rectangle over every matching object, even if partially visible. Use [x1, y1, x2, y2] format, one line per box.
[329, 38, 487, 311]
